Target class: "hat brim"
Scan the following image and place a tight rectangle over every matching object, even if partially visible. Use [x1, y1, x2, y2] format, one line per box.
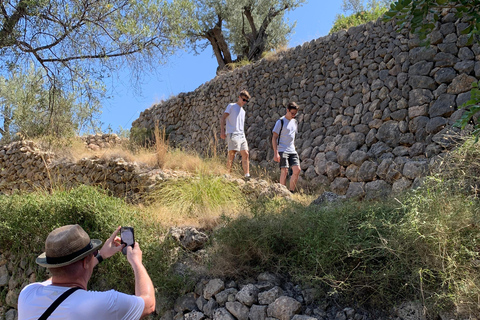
[36, 239, 102, 268]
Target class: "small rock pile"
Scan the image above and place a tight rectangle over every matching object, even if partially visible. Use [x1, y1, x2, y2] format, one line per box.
[160, 274, 373, 320]
[81, 133, 124, 150]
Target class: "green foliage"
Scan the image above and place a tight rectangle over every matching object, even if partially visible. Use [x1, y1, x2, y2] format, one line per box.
[213, 150, 480, 314]
[384, 0, 480, 43]
[0, 186, 190, 298]
[0, 0, 194, 129]
[454, 81, 480, 141]
[330, 4, 389, 33]
[187, 0, 305, 68]
[150, 174, 244, 217]
[0, 64, 102, 143]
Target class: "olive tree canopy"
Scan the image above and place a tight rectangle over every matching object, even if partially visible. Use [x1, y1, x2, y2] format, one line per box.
[0, 0, 193, 98]
[186, 0, 306, 71]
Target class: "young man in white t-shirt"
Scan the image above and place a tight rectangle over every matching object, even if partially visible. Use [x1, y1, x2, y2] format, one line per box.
[18, 224, 155, 320]
[272, 102, 301, 193]
[220, 90, 251, 179]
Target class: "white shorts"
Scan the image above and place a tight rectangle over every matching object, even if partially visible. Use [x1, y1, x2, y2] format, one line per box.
[226, 133, 248, 151]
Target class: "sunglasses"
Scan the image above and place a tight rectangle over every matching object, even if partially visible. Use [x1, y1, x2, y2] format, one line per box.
[242, 98, 249, 103]
[290, 110, 298, 116]
[92, 250, 98, 257]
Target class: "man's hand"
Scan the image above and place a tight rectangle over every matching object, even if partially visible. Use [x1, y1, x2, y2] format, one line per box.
[220, 132, 226, 139]
[273, 152, 280, 163]
[99, 226, 124, 259]
[126, 242, 143, 267]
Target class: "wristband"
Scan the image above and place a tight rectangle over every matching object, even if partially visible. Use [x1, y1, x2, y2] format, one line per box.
[95, 253, 104, 264]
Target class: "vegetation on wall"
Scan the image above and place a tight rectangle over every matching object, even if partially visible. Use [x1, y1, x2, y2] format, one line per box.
[330, 0, 391, 33]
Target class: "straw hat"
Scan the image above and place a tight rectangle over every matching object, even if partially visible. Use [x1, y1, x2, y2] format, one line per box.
[36, 224, 102, 268]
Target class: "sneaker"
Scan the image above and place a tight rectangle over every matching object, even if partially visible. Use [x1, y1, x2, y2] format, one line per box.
[244, 174, 251, 181]
[289, 190, 296, 194]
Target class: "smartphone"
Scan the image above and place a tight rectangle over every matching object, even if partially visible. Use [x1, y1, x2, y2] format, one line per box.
[121, 227, 135, 255]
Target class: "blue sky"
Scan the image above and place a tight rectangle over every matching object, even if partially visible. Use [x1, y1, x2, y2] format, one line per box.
[99, 1, 343, 132]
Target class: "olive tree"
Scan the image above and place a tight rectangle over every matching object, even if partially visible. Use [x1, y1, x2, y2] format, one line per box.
[187, 0, 306, 71]
[0, 0, 193, 139]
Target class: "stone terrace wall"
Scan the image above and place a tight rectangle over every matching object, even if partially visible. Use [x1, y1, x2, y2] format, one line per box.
[0, 140, 187, 200]
[132, 12, 480, 198]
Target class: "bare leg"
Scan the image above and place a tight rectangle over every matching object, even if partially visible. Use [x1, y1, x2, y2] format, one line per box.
[240, 150, 250, 176]
[280, 168, 288, 186]
[289, 165, 301, 192]
[227, 151, 237, 173]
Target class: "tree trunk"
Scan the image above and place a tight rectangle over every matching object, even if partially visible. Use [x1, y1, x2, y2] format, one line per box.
[242, 5, 288, 61]
[205, 16, 233, 71]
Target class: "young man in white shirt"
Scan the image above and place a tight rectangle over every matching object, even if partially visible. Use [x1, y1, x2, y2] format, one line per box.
[272, 102, 301, 193]
[18, 224, 155, 320]
[220, 90, 251, 179]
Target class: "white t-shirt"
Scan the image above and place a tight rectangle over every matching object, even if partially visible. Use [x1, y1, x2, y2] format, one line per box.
[273, 116, 297, 153]
[224, 103, 245, 134]
[18, 280, 145, 320]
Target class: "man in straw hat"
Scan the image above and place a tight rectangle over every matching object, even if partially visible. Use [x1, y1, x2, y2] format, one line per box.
[18, 224, 155, 319]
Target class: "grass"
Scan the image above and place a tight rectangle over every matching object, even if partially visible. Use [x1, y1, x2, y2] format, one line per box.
[2, 133, 480, 318]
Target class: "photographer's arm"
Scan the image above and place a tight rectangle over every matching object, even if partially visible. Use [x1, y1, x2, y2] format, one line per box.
[127, 243, 156, 318]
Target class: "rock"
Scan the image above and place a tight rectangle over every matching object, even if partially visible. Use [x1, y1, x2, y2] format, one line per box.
[0, 265, 9, 286]
[258, 286, 283, 305]
[225, 301, 249, 320]
[184, 311, 205, 320]
[213, 307, 235, 320]
[249, 305, 268, 320]
[236, 284, 258, 307]
[215, 288, 238, 306]
[174, 293, 198, 313]
[267, 296, 302, 320]
[169, 227, 209, 251]
[311, 192, 346, 205]
[204, 279, 225, 300]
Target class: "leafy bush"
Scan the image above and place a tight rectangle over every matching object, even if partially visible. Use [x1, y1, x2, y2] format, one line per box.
[330, 5, 388, 34]
[0, 186, 190, 299]
[212, 139, 480, 315]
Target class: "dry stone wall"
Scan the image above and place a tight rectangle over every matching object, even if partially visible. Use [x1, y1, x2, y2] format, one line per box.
[0, 140, 186, 200]
[132, 12, 480, 198]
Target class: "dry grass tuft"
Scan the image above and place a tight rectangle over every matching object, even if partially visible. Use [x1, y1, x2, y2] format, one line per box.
[263, 45, 289, 62]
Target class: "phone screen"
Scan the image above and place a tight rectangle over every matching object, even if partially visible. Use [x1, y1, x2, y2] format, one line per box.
[121, 227, 135, 255]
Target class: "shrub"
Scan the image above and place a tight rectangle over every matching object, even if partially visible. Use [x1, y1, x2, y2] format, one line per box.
[330, 5, 388, 34]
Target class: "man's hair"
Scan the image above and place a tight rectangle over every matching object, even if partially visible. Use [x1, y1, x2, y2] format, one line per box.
[239, 90, 251, 99]
[287, 102, 299, 110]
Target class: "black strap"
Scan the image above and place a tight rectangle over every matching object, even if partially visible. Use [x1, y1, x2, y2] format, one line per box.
[277, 118, 284, 145]
[39, 287, 81, 320]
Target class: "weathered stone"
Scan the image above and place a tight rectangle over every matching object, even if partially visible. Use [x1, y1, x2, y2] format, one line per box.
[392, 178, 412, 194]
[249, 305, 268, 320]
[426, 117, 448, 134]
[349, 150, 368, 166]
[365, 180, 391, 199]
[0, 265, 9, 286]
[215, 288, 238, 306]
[174, 293, 198, 313]
[429, 94, 456, 118]
[236, 284, 258, 307]
[447, 73, 476, 94]
[225, 301, 249, 320]
[331, 177, 350, 195]
[204, 279, 225, 300]
[267, 296, 302, 320]
[346, 182, 365, 199]
[403, 161, 428, 180]
[213, 307, 235, 320]
[184, 311, 205, 320]
[357, 161, 378, 182]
